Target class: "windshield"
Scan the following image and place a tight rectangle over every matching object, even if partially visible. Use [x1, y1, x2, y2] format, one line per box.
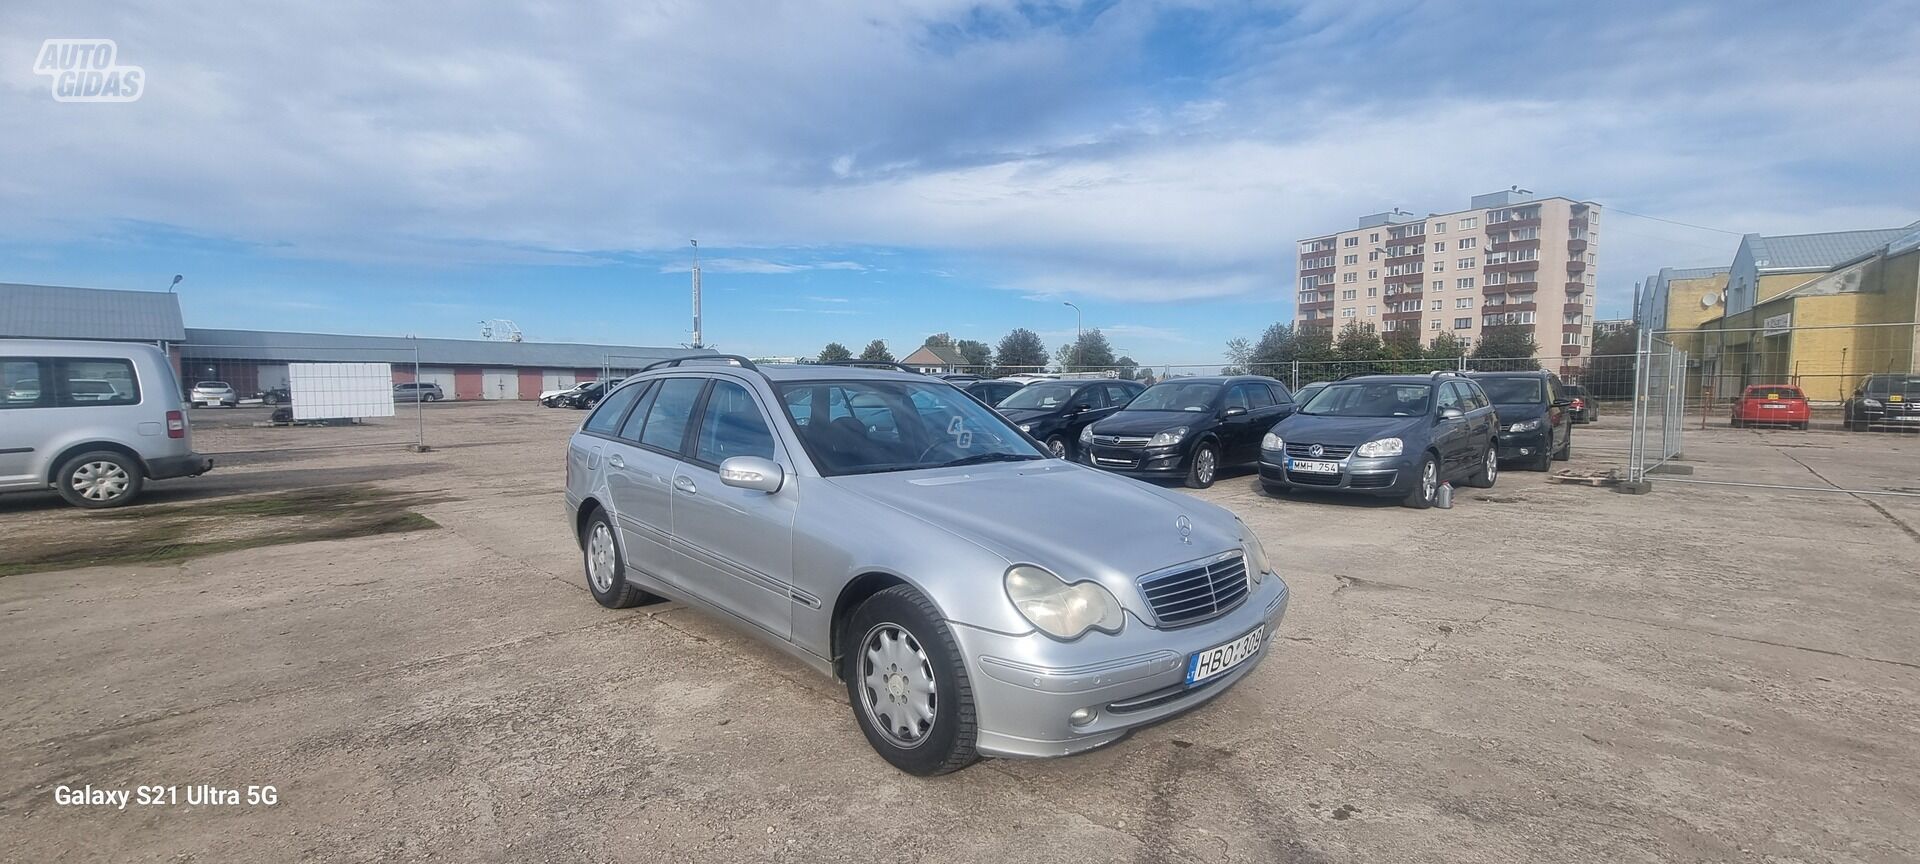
[1126, 382, 1221, 412]
[997, 382, 1079, 410]
[1866, 376, 1920, 395]
[777, 379, 1044, 476]
[1301, 382, 1432, 417]
[1477, 377, 1545, 404]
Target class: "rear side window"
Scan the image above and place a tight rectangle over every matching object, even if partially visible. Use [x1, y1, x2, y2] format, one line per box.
[2, 358, 47, 409]
[1244, 384, 1275, 409]
[693, 381, 776, 464]
[56, 358, 140, 407]
[583, 382, 644, 435]
[1268, 383, 1293, 404]
[639, 378, 707, 453]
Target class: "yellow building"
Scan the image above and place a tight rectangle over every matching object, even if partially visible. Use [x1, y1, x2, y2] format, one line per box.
[1697, 229, 1920, 402]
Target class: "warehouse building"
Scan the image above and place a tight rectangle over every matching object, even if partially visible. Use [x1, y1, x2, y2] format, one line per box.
[2, 283, 705, 400]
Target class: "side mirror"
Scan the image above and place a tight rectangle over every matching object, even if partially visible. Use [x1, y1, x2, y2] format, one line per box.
[1074, 403, 1093, 413]
[1222, 406, 1248, 417]
[1439, 407, 1465, 420]
[718, 456, 785, 493]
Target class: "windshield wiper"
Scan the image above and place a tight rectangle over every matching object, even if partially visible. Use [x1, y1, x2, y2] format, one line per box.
[936, 452, 1042, 468]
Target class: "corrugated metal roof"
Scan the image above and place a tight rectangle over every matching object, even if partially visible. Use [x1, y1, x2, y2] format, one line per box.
[182, 328, 710, 369]
[0, 283, 187, 342]
[1749, 221, 1920, 272]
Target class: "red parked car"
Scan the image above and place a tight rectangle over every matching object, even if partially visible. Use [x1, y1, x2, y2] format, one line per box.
[1730, 384, 1809, 430]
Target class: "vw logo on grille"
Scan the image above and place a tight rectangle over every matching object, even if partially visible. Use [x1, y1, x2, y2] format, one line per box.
[1308, 444, 1325, 457]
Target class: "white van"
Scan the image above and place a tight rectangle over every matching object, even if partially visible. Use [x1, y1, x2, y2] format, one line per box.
[1, 339, 214, 508]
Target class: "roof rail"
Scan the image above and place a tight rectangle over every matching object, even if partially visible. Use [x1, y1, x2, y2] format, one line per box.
[820, 360, 922, 374]
[1336, 371, 1381, 380]
[637, 354, 761, 374]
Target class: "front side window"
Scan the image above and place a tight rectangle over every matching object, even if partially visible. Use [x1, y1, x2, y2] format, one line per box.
[777, 379, 1041, 476]
[1302, 383, 1433, 417]
[997, 382, 1078, 410]
[694, 380, 776, 464]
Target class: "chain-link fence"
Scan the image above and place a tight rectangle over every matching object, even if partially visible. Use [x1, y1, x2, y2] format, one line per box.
[176, 344, 427, 454]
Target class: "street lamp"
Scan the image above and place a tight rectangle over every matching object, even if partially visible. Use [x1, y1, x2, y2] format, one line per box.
[1062, 301, 1082, 340]
[168, 274, 183, 293]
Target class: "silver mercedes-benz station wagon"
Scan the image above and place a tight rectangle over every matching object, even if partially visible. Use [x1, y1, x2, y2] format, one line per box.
[563, 356, 1289, 774]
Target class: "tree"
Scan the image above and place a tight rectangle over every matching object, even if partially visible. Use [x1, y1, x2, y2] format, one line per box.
[1293, 325, 1338, 384]
[1222, 337, 1252, 375]
[993, 328, 1049, 375]
[1586, 323, 1639, 398]
[1380, 328, 1426, 364]
[1426, 332, 1466, 363]
[955, 338, 992, 373]
[1113, 355, 1138, 381]
[859, 339, 895, 363]
[816, 342, 852, 363]
[1471, 325, 1541, 371]
[1249, 323, 1296, 377]
[923, 332, 954, 348]
[1057, 329, 1117, 372]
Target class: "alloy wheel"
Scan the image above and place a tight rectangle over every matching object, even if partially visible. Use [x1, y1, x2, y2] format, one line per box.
[1048, 439, 1067, 459]
[586, 522, 617, 593]
[71, 461, 130, 502]
[1195, 448, 1216, 484]
[1484, 447, 1498, 484]
[1421, 460, 1437, 503]
[858, 623, 937, 749]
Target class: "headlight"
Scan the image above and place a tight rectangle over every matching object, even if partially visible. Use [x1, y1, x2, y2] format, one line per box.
[1862, 398, 1882, 408]
[1509, 419, 1543, 433]
[1261, 431, 1284, 451]
[1019, 423, 1033, 433]
[1148, 426, 1188, 447]
[1079, 425, 1094, 444]
[1237, 519, 1269, 584]
[1004, 566, 1125, 639]
[1355, 437, 1402, 458]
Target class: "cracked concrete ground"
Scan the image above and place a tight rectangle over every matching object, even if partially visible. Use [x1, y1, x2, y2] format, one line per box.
[3, 401, 1916, 862]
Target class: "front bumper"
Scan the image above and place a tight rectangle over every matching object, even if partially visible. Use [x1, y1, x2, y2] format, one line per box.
[1081, 443, 1190, 477]
[1494, 428, 1550, 461]
[1256, 450, 1415, 496]
[147, 452, 214, 480]
[949, 573, 1290, 759]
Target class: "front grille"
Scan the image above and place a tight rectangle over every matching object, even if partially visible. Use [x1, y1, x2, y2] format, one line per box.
[1285, 470, 1341, 486]
[1283, 442, 1355, 459]
[1093, 435, 1152, 447]
[1139, 553, 1250, 627]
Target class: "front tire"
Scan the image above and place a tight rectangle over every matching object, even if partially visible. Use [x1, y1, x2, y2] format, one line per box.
[1185, 442, 1219, 489]
[1045, 435, 1069, 460]
[843, 585, 979, 776]
[1466, 443, 1498, 488]
[1402, 453, 1438, 509]
[581, 509, 652, 609]
[1554, 432, 1571, 462]
[56, 450, 144, 509]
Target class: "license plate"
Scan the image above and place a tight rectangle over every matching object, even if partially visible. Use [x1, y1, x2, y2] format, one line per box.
[1186, 626, 1265, 685]
[1289, 459, 1340, 474]
[1892, 395, 1905, 402]
[1763, 403, 1786, 409]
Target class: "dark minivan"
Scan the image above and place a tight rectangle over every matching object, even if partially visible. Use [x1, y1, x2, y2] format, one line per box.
[1079, 376, 1293, 488]
[995, 378, 1144, 459]
[1465, 370, 1572, 471]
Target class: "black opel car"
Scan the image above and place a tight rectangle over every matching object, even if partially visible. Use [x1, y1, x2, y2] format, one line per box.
[1079, 376, 1293, 488]
[1465, 370, 1572, 470]
[1260, 373, 1499, 507]
[995, 379, 1144, 459]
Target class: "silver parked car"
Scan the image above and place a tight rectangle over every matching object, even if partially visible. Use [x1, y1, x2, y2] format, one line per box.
[190, 380, 238, 407]
[563, 357, 1289, 774]
[1, 340, 214, 508]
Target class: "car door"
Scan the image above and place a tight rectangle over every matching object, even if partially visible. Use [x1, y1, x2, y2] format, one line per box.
[1461, 381, 1497, 460]
[606, 378, 705, 586]
[669, 378, 796, 639]
[1432, 382, 1471, 475]
[1545, 377, 1569, 451]
[1217, 383, 1265, 464]
[0, 357, 50, 487]
[1059, 383, 1110, 442]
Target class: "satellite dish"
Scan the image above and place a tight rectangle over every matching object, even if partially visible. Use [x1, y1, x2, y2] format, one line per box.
[1701, 292, 1718, 308]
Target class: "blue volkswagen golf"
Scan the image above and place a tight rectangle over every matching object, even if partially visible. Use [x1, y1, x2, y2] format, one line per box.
[1257, 373, 1500, 508]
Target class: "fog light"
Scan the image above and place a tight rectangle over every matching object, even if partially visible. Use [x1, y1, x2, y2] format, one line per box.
[1068, 707, 1097, 727]
[1518, 448, 1532, 455]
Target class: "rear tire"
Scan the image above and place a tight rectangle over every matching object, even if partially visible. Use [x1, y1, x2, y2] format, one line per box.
[1554, 433, 1571, 462]
[1402, 453, 1438, 509]
[1184, 443, 1219, 489]
[581, 509, 652, 609]
[55, 450, 144, 509]
[843, 585, 980, 776]
[1466, 443, 1498, 488]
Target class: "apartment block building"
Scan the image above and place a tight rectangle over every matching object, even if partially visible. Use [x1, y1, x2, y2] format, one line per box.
[1294, 189, 1600, 373]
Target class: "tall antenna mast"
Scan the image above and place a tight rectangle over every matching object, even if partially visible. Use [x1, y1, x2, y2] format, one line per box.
[690, 239, 703, 349]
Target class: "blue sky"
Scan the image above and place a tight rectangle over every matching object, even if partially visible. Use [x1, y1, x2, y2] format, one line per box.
[3, 1, 1917, 366]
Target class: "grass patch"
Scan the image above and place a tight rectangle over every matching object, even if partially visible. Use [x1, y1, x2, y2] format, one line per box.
[0, 485, 447, 578]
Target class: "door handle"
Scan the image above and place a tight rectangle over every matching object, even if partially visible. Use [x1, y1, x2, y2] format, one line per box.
[673, 475, 697, 494]
[607, 454, 625, 469]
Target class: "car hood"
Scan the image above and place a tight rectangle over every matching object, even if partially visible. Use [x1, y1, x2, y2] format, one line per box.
[828, 461, 1243, 607]
[1089, 410, 1212, 436]
[1272, 414, 1424, 447]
